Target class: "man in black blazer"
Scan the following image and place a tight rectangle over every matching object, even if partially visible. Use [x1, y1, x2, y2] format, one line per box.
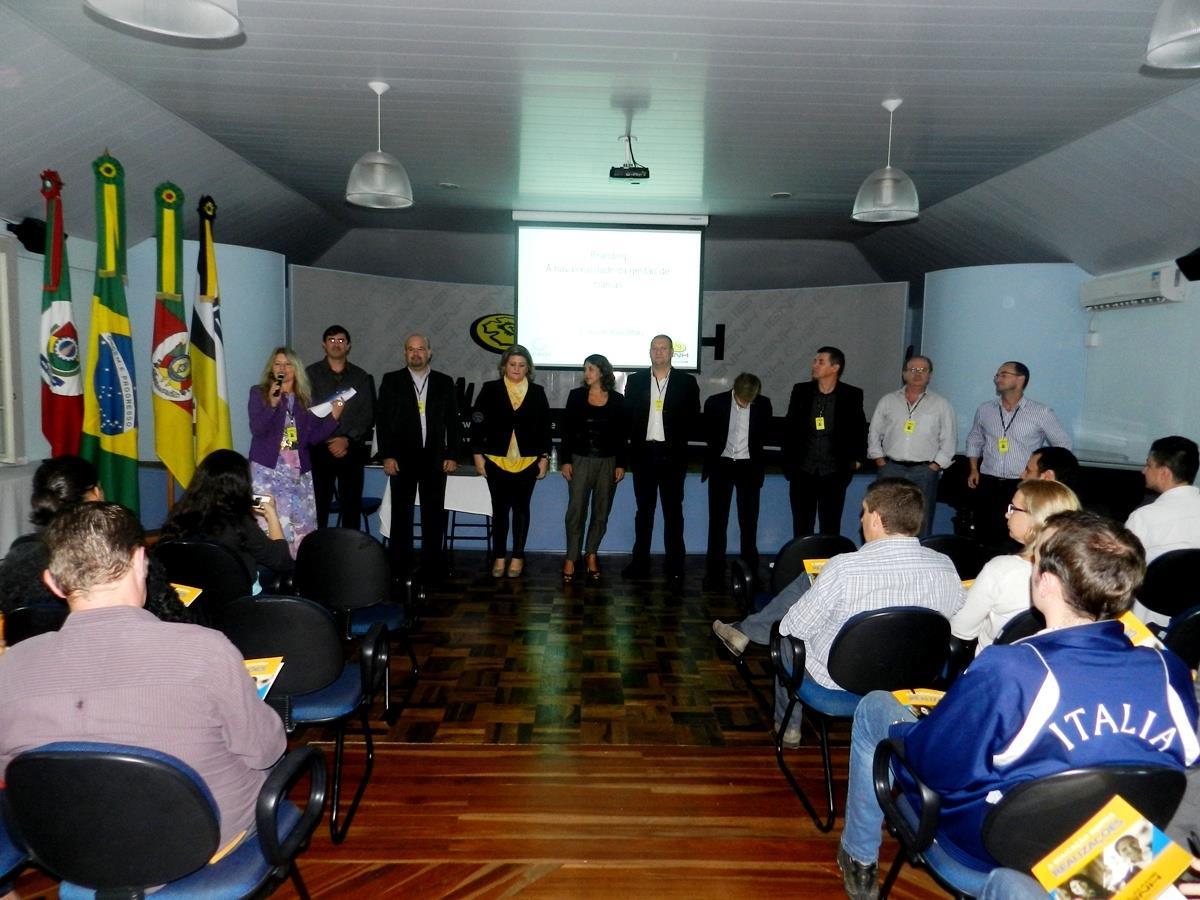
[783, 346, 866, 537]
[623, 334, 700, 586]
[703, 373, 773, 590]
[376, 333, 462, 579]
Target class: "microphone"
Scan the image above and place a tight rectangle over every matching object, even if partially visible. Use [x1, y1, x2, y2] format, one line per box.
[272, 373, 284, 397]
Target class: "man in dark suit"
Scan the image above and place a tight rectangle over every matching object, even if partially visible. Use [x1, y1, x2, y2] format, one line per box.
[376, 333, 462, 580]
[622, 334, 700, 586]
[703, 373, 773, 590]
[783, 346, 866, 537]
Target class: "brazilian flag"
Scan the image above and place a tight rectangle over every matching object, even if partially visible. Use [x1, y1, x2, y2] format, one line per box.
[80, 153, 139, 514]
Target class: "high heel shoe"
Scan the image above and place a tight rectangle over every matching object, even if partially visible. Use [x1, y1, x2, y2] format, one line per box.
[562, 560, 575, 584]
[507, 559, 525, 578]
[491, 558, 506, 578]
[585, 553, 601, 582]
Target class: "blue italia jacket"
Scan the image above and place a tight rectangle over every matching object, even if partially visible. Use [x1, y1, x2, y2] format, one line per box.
[892, 620, 1200, 869]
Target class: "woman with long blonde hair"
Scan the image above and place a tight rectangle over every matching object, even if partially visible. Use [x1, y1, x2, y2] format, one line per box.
[247, 346, 344, 556]
[951, 478, 1080, 650]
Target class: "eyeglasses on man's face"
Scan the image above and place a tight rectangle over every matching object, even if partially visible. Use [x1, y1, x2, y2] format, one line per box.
[904, 367, 929, 374]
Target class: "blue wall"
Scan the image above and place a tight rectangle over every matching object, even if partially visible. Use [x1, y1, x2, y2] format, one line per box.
[922, 263, 1090, 452]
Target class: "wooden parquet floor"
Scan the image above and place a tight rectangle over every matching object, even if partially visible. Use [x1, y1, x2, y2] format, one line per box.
[12, 552, 944, 899]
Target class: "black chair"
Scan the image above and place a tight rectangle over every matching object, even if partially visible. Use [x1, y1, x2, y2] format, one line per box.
[4, 740, 325, 899]
[993, 608, 1046, 645]
[769, 607, 951, 831]
[294, 528, 420, 724]
[330, 483, 382, 532]
[1138, 548, 1200, 620]
[4, 601, 68, 645]
[153, 539, 254, 625]
[220, 594, 388, 844]
[1164, 602, 1200, 668]
[920, 534, 993, 581]
[873, 737, 1186, 898]
[770, 534, 856, 595]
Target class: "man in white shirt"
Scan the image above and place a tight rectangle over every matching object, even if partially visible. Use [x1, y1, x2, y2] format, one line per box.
[702, 373, 773, 590]
[713, 478, 964, 745]
[1126, 435, 1200, 563]
[867, 355, 956, 537]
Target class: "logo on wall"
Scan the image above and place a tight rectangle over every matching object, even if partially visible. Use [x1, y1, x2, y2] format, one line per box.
[470, 314, 515, 354]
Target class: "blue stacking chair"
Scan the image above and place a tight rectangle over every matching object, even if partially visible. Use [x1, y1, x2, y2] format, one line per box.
[872, 737, 1185, 899]
[220, 594, 388, 844]
[295, 527, 420, 724]
[770, 534, 857, 595]
[769, 607, 951, 832]
[3, 741, 325, 899]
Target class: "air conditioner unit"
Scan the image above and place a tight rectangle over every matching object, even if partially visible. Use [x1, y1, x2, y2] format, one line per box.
[1080, 264, 1187, 311]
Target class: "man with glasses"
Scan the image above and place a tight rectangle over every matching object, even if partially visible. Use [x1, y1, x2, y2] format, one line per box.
[965, 361, 1070, 549]
[867, 355, 956, 537]
[306, 324, 377, 530]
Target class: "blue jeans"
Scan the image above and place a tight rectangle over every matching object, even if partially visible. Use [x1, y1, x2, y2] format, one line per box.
[840, 691, 919, 865]
[877, 462, 940, 538]
[977, 868, 1046, 899]
[734, 577, 810, 645]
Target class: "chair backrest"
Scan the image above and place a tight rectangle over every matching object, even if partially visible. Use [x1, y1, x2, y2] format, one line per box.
[153, 539, 254, 622]
[729, 558, 754, 619]
[4, 602, 68, 645]
[826, 607, 951, 695]
[771, 534, 856, 595]
[1138, 548, 1200, 618]
[5, 741, 220, 890]
[294, 528, 391, 612]
[219, 594, 345, 696]
[994, 608, 1046, 645]
[981, 765, 1186, 872]
[1164, 603, 1200, 669]
[919, 534, 992, 581]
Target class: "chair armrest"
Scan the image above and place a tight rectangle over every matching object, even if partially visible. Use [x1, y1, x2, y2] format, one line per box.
[266, 695, 294, 733]
[255, 746, 327, 865]
[769, 620, 806, 693]
[873, 737, 942, 855]
[359, 622, 390, 696]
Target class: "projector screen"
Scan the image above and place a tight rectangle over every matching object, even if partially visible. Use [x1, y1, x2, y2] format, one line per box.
[515, 224, 703, 370]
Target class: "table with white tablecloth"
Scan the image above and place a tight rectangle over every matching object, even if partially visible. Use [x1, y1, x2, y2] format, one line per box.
[376, 471, 492, 549]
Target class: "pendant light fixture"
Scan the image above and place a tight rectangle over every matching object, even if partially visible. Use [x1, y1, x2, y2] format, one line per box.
[1146, 0, 1200, 68]
[83, 0, 242, 40]
[345, 81, 414, 209]
[851, 98, 919, 223]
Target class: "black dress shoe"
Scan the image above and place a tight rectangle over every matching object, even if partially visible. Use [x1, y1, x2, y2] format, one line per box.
[621, 562, 650, 579]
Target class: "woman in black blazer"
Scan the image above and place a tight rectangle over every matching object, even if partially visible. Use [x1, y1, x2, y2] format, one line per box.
[471, 345, 551, 578]
[559, 354, 627, 583]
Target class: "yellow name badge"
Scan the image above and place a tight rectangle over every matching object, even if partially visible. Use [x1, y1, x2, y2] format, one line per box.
[904, 419, 916, 434]
[417, 401, 425, 414]
[815, 416, 826, 431]
[284, 424, 298, 445]
[997, 437, 1009, 454]
[654, 398, 664, 411]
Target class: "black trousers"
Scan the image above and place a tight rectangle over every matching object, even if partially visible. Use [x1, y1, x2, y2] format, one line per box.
[484, 460, 538, 560]
[311, 442, 369, 529]
[630, 443, 687, 575]
[972, 474, 1021, 552]
[788, 469, 852, 537]
[389, 452, 449, 576]
[706, 458, 762, 577]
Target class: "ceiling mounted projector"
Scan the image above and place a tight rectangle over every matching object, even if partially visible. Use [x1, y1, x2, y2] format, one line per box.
[610, 135, 648, 181]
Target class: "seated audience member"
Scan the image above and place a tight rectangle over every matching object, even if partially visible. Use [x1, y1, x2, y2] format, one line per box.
[161, 449, 293, 591]
[0, 502, 287, 855]
[0, 456, 192, 623]
[1126, 435, 1200, 563]
[951, 479, 1079, 651]
[1020, 445, 1081, 493]
[713, 478, 965, 745]
[835, 511, 1198, 900]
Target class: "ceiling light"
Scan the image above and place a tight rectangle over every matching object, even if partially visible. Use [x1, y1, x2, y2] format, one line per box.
[770, 191, 792, 200]
[345, 81, 413, 209]
[852, 98, 919, 223]
[83, 0, 242, 40]
[1146, 0, 1200, 68]
[438, 182, 461, 190]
